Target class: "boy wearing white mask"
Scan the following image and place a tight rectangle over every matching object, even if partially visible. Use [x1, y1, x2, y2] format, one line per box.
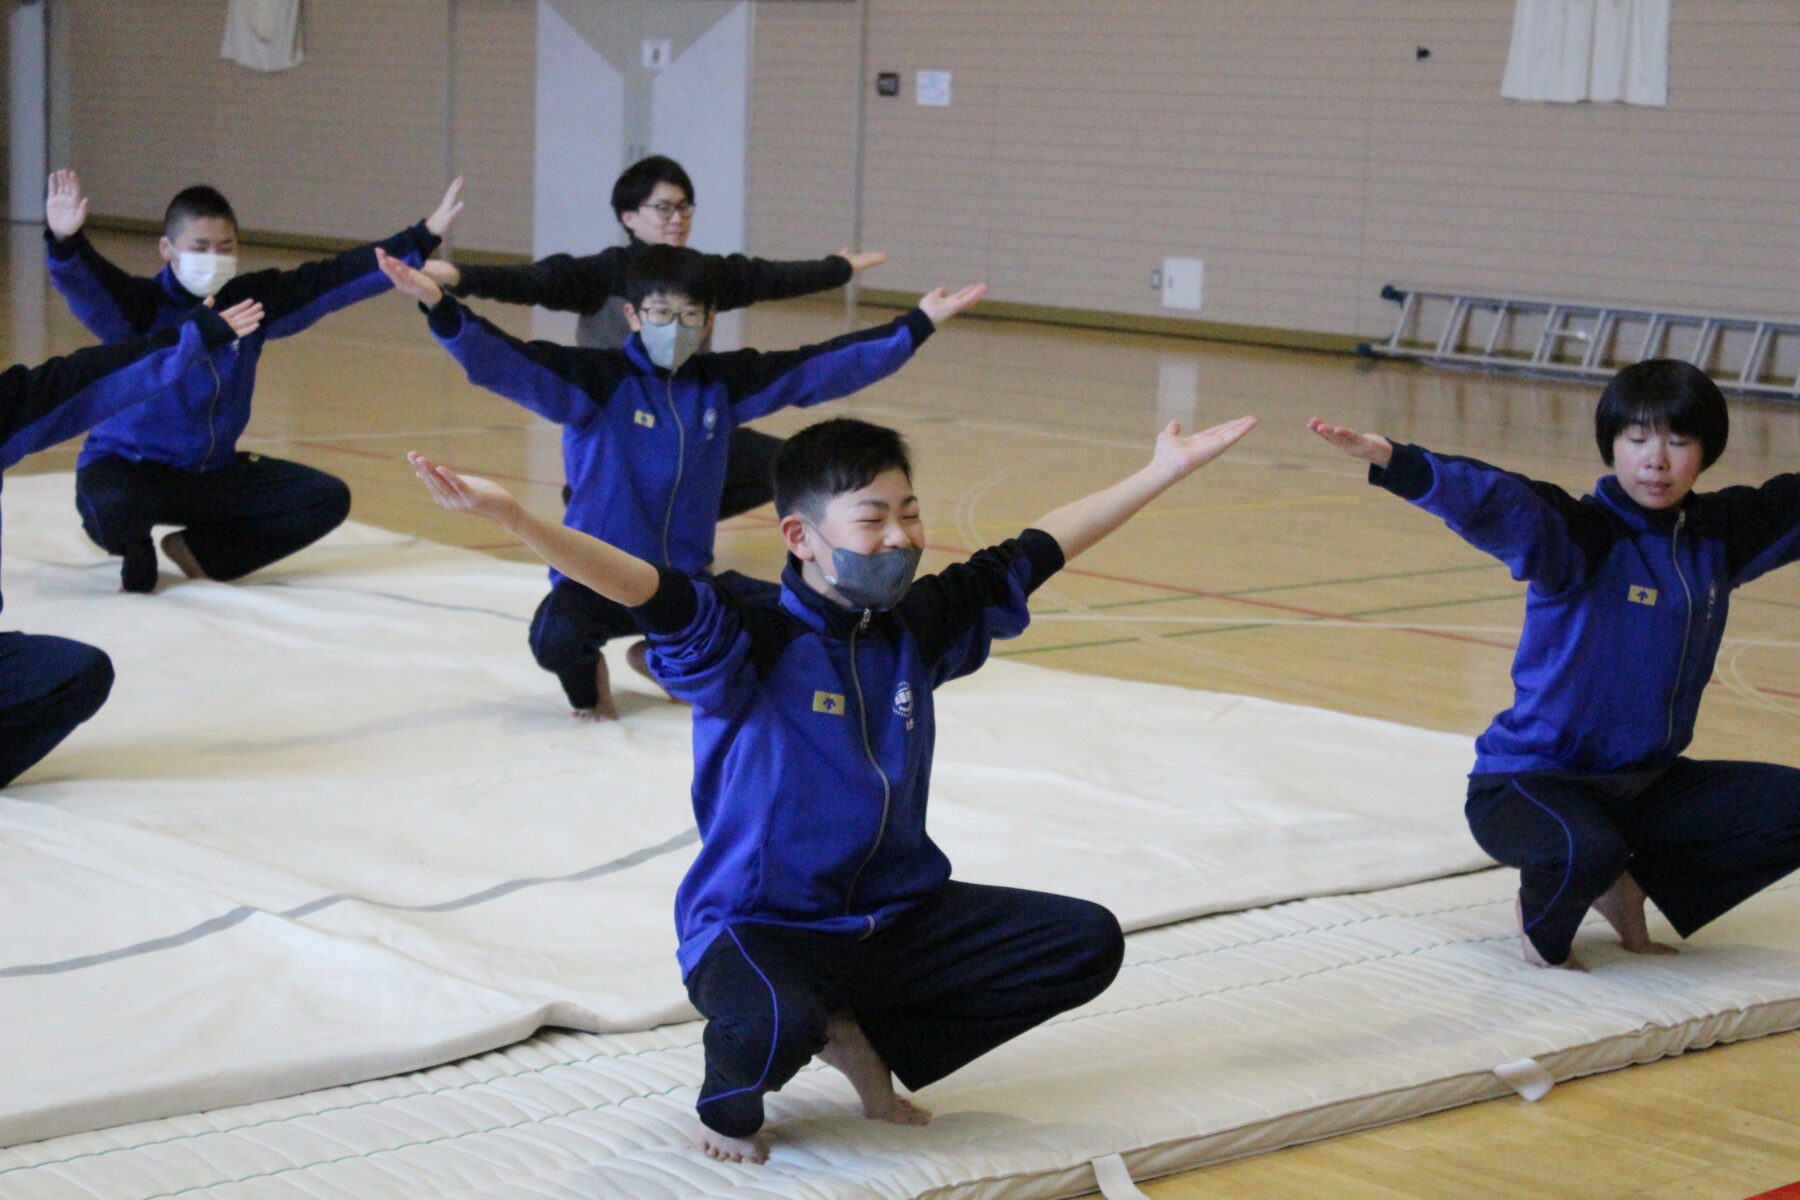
[377, 243, 983, 720]
[42, 169, 464, 591]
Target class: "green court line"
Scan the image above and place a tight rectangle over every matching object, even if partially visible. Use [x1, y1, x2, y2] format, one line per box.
[999, 593, 1520, 658]
[999, 635, 1139, 658]
[1086, 562, 1503, 611]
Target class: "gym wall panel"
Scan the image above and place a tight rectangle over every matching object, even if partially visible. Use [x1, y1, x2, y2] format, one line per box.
[746, 0, 860, 259]
[62, 0, 533, 256]
[450, 0, 536, 255]
[743, 1, 1800, 342]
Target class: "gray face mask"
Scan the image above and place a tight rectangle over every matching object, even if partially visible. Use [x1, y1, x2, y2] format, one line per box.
[638, 320, 705, 373]
[810, 526, 923, 610]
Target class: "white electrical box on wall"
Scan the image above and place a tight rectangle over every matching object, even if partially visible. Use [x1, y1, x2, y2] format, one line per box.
[1161, 256, 1203, 311]
[916, 70, 952, 106]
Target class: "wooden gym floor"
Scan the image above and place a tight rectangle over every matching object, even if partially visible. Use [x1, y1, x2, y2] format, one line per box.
[5, 229, 1798, 1199]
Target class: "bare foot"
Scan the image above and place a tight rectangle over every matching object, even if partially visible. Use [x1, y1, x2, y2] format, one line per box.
[1593, 871, 1679, 956]
[627, 639, 683, 704]
[1516, 897, 1588, 972]
[690, 1125, 766, 1164]
[573, 656, 620, 722]
[817, 1015, 933, 1125]
[159, 531, 208, 580]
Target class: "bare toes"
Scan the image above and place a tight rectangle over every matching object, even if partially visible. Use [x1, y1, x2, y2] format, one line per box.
[889, 1097, 932, 1126]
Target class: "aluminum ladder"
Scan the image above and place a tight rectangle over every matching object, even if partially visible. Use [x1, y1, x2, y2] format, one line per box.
[1359, 284, 1800, 400]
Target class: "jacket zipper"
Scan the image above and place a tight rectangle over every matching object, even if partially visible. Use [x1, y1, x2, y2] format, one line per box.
[659, 371, 685, 567]
[841, 609, 891, 936]
[203, 354, 222, 466]
[1663, 510, 1692, 753]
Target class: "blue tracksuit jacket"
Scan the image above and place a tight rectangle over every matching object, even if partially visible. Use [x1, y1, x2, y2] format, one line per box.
[1373, 443, 1800, 776]
[423, 295, 935, 582]
[628, 530, 1065, 975]
[45, 222, 440, 471]
[1, 309, 234, 610]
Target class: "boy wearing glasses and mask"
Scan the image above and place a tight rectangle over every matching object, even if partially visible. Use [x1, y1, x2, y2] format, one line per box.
[418, 155, 888, 522]
[378, 244, 983, 720]
[406, 409, 1258, 1163]
[42, 170, 464, 592]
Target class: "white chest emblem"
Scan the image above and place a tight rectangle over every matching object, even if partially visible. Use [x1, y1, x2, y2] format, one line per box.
[893, 681, 914, 729]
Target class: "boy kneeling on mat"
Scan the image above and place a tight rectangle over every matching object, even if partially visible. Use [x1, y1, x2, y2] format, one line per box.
[411, 409, 1258, 1161]
[1310, 360, 1800, 971]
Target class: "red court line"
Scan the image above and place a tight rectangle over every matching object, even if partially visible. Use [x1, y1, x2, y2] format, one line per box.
[1743, 1182, 1800, 1200]
[302, 441, 1800, 703]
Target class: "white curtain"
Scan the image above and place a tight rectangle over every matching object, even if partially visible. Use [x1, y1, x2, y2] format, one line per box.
[1502, 0, 1669, 107]
[221, 0, 304, 73]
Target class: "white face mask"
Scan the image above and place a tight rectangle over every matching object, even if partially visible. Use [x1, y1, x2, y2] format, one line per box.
[173, 251, 238, 298]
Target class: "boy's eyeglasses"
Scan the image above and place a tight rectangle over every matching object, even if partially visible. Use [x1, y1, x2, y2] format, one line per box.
[638, 306, 709, 328]
[639, 200, 695, 219]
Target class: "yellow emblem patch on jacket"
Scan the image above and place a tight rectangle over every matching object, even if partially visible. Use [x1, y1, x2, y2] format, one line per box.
[1628, 585, 1658, 606]
[634, 410, 656, 428]
[812, 691, 846, 715]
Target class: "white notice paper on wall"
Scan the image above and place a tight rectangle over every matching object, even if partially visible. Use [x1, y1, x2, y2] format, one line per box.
[916, 69, 952, 107]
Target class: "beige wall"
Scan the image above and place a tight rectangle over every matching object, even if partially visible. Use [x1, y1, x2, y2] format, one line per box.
[747, 1, 1800, 341]
[61, 0, 533, 255]
[746, 0, 860, 259]
[57, 1, 1800, 339]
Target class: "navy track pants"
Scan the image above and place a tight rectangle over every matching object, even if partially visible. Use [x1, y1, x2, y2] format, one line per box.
[0, 632, 113, 786]
[683, 881, 1124, 1138]
[528, 570, 777, 709]
[76, 452, 351, 591]
[1467, 758, 1800, 964]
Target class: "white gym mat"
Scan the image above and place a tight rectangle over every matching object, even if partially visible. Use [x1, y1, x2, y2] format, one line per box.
[4, 869, 1797, 1200]
[0, 472, 1500, 1146]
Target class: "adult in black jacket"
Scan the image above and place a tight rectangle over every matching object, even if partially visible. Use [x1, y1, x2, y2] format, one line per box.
[420, 156, 887, 519]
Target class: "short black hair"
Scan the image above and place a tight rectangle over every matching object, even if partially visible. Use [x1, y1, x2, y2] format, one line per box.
[163, 185, 237, 240]
[611, 155, 694, 229]
[773, 418, 914, 520]
[624, 244, 718, 311]
[1594, 359, 1728, 469]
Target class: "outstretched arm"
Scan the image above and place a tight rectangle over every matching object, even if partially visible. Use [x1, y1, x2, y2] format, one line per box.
[44, 169, 163, 339]
[408, 453, 658, 606]
[45, 168, 88, 240]
[837, 248, 889, 277]
[1035, 416, 1259, 561]
[1, 299, 257, 466]
[427, 249, 622, 314]
[253, 177, 462, 338]
[724, 283, 986, 421]
[380, 249, 618, 424]
[1306, 417, 1392, 468]
[1307, 415, 1601, 591]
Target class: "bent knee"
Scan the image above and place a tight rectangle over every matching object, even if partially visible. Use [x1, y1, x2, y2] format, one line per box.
[62, 646, 115, 721]
[528, 619, 594, 671]
[1074, 902, 1125, 984]
[312, 475, 353, 526]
